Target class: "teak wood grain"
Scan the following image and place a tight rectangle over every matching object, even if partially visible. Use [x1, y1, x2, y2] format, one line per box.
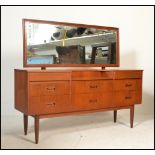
[14, 69, 143, 143]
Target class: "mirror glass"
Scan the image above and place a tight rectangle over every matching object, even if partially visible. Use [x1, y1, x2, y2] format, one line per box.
[25, 20, 118, 65]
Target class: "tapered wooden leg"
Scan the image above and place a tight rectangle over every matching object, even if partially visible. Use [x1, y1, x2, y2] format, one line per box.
[24, 114, 28, 135]
[130, 105, 134, 128]
[114, 110, 117, 123]
[34, 116, 39, 144]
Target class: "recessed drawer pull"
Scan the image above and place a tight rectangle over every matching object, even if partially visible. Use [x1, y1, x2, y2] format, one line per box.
[46, 87, 56, 91]
[125, 96, 132, 99]
[89, 99, 97, 103]
[46, 103, 56, 106]
[90, 85, 98, 89]
[125, 84, 132, 87]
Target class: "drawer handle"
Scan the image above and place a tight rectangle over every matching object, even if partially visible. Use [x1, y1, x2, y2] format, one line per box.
[46, 103, 56, 106]
[89, 99, 97, 103]
[125, 84, 132, 87]
[90, 85, 98, 89]
[125, 96, 132, 99]
[46, 87, 56, 91]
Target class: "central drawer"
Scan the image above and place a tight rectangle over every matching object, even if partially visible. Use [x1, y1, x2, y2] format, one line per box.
[72, 80, 113, 94]
[71, 93, 113, 111]
[71, 71, 114, 80]
[28, 95, 71, 115]
[29, 81, 70, 96]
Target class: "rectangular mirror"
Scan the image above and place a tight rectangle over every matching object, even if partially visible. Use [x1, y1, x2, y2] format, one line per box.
[23, 19, 119, 67]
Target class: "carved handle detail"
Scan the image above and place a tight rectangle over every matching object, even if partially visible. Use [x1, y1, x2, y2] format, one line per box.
[46, 87, 56, 91]
[89, 99, 97, 103]
[46, 102, 56, 106]
[125, 84, 132, 87]
[90, 85, 98, 89]
[125, 96, 132, 99]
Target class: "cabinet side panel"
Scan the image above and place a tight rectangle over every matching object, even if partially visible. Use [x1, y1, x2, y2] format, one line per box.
[14, 70, 28, 114]
[135, 79, 142, 104]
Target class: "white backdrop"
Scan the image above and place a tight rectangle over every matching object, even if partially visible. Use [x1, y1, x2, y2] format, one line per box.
[1, 6, 154, 116]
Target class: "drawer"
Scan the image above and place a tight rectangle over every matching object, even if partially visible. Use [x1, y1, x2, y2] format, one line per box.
[29, 81, 70, 96]
[71, 93, 113, 111]
[114, 91, 136, 107]
[28, 72, 70, 81]
[114, 80, 137, 91]
[71, 93, 100, 111]
[71, 71, 114, 80]
[72, 80, 113, 94]
[28, 95, 71, 115]
[114, 70, 143, 79]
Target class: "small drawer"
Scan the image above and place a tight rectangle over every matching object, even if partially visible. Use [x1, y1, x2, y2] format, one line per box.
[29, 81, 70, 96]
[72, 80, 113, 94]
[114, 80, 137, 91]
[28, 95, 71, 115]
[71, 71, 114, 80]
[114, 91, 136, 107]
[114, 70, 143, 79]
[28, 72, 70, 81]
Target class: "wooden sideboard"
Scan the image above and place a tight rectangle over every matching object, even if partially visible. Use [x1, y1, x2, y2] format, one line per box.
[14, 69, 143, 144]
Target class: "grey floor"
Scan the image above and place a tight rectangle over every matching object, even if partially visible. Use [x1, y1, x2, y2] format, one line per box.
[1, 109, 154, 149]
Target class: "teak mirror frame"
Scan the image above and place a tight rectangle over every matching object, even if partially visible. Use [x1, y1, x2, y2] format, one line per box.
[23, 19, 120, 68]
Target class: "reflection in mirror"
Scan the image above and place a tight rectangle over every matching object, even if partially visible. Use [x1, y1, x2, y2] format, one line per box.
[26, 22, 117, 65]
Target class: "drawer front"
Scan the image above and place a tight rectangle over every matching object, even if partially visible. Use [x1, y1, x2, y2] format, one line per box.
[72, 80, 113, 94]
[114, 91, 136, 107]
[72, 71, 114, 80]
[72, 93, 100, 111]
[29, 81, 70, 96]
[29, 95, 71, 115]
[71, 93, 113, 111]
[114, 80, 137, 91]
[114, 71, 143, 79]
[28, 72, 70, 81]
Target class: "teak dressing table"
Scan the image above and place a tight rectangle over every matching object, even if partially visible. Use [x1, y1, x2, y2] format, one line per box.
[15, 69, 143, 144]
[14, 19, 143, 144]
